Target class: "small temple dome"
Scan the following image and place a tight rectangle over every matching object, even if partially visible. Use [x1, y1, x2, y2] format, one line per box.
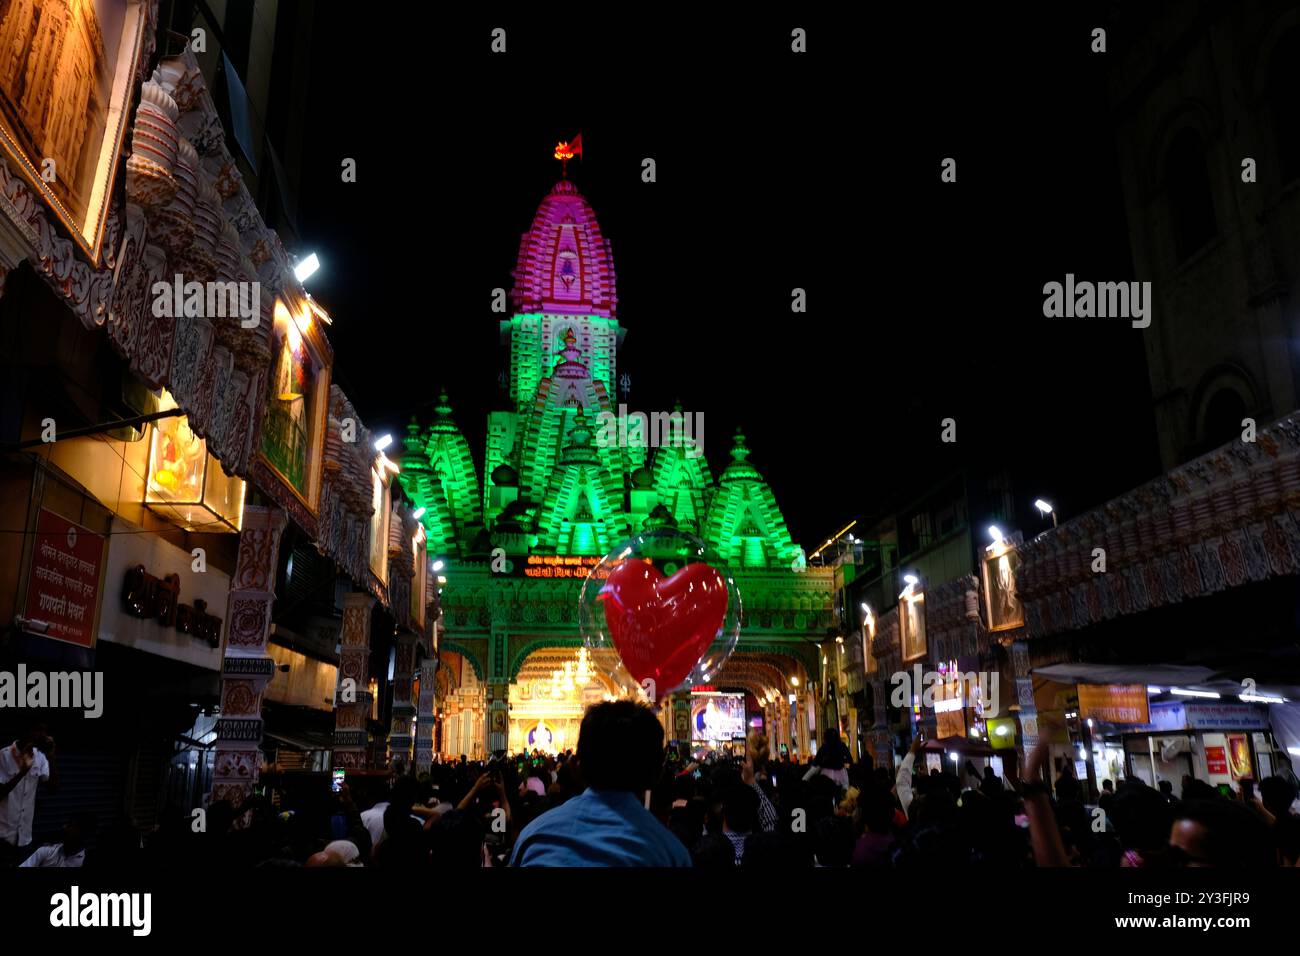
[719, 429, 763, 484]
[491, 463, 519, 486]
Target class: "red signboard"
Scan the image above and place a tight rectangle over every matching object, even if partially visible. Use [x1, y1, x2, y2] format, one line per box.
[1205, 745, 1228, 776]
[23, 509, 105, 647]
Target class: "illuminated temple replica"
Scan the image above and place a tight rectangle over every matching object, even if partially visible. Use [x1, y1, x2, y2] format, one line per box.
[399, 172, 835, 757]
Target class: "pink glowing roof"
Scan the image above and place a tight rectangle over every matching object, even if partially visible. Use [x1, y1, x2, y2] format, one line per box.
[510, 179, 618, 318]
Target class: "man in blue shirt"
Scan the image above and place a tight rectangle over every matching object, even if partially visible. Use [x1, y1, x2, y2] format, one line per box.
[510, 701, 691, 866]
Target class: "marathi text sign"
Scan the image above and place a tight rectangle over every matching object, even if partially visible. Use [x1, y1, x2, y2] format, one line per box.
[521, 554, 608, 580]
[1185, 703, 1270, 732]
[1077, 683, 1150, 724]
[24, 509, 105, 647]
[1205, 745, 1228, 775]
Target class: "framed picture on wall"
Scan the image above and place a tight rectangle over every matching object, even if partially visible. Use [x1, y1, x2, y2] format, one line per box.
[0, 0, 147, 263]
[900, 589, 927, 663]
[982, 540, 1025, 632]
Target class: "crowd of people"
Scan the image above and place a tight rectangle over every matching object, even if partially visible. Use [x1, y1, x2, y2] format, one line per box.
[4, 706, 1299, 868]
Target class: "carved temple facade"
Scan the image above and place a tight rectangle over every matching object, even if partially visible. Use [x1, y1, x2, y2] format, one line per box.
[399, 176, 836, 757]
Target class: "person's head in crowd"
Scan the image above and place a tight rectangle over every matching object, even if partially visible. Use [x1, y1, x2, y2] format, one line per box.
[306, 839, 361, 867]
[1108, 781, 1173, 862]
[1169, 799, 1274, 867]
[17, 723, 52, 754]
[912, 787, 957, 831]
[62, 813, 94, 857]
[427, 809, 484, 867]
[720, 783, 759, 835]
[1181, 779, 1218, 803]
[812, 815, 854, 866]
[1259, 775, 1297, 821]
[1055, 773, 1081, 802]
[806, 771, 841, 818]
[1158, 780, 1174, 799]
[388, 775, 419, 813]
[1101, 779, 1114, 794]
[576, 700, 665, 793]
[859, 786, 898, 836]
[206, 800, 236, 837]
[823, 728, 841, 747]
[747, 731, 770, 768]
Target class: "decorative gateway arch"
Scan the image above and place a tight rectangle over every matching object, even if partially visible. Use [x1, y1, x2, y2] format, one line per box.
[399, 166, 834, 757]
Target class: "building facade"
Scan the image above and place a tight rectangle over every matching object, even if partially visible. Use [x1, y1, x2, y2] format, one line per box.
[0, 1, 433, 851]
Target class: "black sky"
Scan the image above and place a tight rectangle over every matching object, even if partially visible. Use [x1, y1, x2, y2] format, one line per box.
[296, 7, 1158, 549]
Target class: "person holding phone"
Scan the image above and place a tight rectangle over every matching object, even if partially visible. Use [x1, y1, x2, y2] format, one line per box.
[894, 733, 924, 818]
[0, 729, 56, 867]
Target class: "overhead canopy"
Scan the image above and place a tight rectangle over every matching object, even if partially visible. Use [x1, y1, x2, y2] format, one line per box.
[922, 736, 997, 757]
[1033, 662, 1300, 702]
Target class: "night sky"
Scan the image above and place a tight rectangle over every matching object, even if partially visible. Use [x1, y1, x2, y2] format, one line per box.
[297, 8, 1159, 549]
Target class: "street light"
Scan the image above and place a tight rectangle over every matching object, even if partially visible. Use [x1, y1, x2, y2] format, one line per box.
[374, 434, 393, 452]
[294, 252, 321, 284]
[988, 525, 1004, 544]
[1034, 498, 1057, 528]
[412, 506, 426, 519]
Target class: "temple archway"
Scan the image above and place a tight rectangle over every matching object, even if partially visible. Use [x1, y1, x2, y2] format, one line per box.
[507, 645, 633, 753]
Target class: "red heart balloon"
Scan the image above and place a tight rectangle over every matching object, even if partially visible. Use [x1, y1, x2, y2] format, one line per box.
[598, 559, 729, 693]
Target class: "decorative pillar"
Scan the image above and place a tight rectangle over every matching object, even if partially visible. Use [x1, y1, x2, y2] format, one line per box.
[485, 626, 509, 754]
[382, 501, 416, 768]
[416, 656, 437, 773]
[1011, 640, 1036, 778]
[670, 695, 691, 748]
[212, 506, 287, 808]
[388, 634, 417, 771]
[795, 689, 811, 758]
[333, 592, 376, 769]
[871, 677, 893, 772]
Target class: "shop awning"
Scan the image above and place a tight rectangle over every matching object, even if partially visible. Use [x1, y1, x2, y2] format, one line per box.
[263, 730, 334, 752]
[1033, 663, 1215, 687]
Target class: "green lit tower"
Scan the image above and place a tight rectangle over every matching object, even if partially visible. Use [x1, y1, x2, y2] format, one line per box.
[400, 175, 810, 565]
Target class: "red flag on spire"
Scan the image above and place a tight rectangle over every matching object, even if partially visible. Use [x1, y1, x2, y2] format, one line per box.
[570, 132, 583, 159]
